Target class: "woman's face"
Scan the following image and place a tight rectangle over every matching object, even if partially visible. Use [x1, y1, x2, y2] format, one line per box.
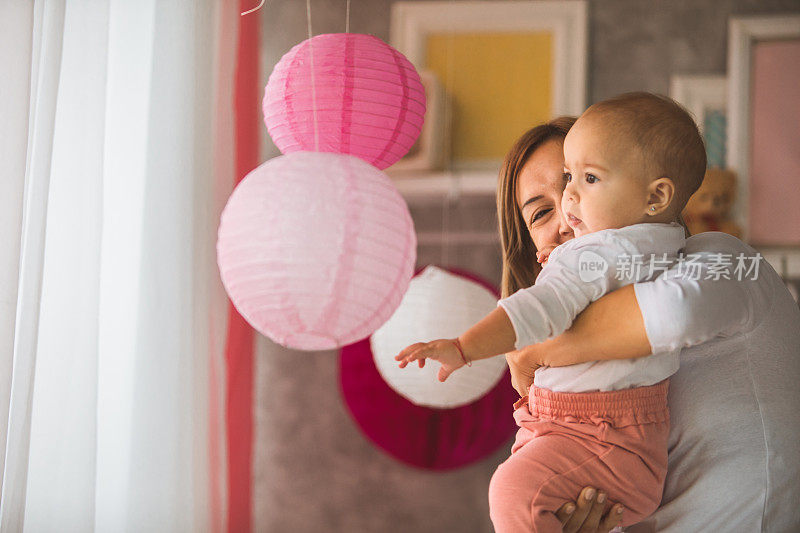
[516, 138, 574, 265]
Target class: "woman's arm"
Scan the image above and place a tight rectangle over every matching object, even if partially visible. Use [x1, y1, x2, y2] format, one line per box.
[515, 234, 773, 370]
[505, 285, 648, 395]
[497, 234, 647, 352]
[533, 284, 650, 367]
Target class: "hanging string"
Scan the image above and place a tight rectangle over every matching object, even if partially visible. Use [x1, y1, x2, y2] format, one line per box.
[240, 0, 265, 16]
[306, 0, 320, 151]
[439, 0, 458, 268]
[345, 0, 351, 34]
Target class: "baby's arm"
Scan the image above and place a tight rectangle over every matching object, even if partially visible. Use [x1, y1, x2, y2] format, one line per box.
[458, 305, 518, 362]
[398, 235, 657, 377]
[393, 238, 610, 375]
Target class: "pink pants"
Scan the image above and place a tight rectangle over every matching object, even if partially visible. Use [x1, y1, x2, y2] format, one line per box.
[488, 379, 670, 533]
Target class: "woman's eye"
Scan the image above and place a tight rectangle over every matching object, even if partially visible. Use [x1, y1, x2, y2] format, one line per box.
[585, 174, 598, 184]
[562, 172, 571, 182]
[531, 208, 551, 225]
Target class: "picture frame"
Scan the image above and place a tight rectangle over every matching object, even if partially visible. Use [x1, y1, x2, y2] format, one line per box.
[669, 75, 727, 135]
[389, 70, 450, 173]
[390, 0, 587, 170]
[727, 14, 800, 243]
[669, 74, 728, 169]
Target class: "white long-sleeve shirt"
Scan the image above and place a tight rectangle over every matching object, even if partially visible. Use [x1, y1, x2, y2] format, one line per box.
[497, 221, 686, 392]
[627, 232, 800, 532]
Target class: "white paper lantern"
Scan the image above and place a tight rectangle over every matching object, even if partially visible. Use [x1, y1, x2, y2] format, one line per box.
[371, 265, 508, 408]
[217, 151, 417, 350]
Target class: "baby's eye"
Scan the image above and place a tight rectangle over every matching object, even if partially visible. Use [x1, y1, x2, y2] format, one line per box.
[563, 172, 572, 182]
[585, 174, 598, 184]
[531, 208, 551, 226]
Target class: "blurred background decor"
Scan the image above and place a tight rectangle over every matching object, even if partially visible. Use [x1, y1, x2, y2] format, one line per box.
[681, 168, 742, 238]
[727, 15, 800, 246]
[670, 17, 800, 297]
[670, 74, 728, 169]
[727, 14, 800, 303]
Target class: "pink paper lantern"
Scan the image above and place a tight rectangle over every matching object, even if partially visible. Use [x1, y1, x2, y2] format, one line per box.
[216, 151, 417, 351]
[263, 33, 426, 170]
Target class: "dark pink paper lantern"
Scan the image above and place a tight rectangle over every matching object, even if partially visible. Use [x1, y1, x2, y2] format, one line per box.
[263, 33, 426, 170]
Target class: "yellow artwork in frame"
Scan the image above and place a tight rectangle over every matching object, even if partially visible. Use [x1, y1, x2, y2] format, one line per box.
[426, 32, 553, 163]
[391, 0, 587, 171]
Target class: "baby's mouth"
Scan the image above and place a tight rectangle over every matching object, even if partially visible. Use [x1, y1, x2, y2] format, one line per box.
[566, 213, 582, 228]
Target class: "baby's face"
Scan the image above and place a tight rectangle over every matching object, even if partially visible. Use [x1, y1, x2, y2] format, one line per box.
[561, 114, 652, 237]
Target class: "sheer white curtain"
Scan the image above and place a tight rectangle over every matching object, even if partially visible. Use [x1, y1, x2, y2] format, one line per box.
[0, 1, 236, 531]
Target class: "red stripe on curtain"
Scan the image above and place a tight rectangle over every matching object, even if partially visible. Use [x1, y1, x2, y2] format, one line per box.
[227, 3, 260, 532]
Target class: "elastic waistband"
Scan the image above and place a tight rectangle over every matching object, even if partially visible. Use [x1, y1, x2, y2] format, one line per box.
[528, 379, 669, 426]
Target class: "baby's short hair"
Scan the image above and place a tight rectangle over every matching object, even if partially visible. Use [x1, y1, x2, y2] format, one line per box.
[583, 92, 707, 213]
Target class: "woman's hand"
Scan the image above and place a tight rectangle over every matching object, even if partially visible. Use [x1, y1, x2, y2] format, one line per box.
[556, 487, 625, 533]
[505, 345, 542, 397]
[394, 338, 466, 382]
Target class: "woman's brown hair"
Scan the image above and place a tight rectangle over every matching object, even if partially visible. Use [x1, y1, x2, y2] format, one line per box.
[496, 115, 693, 300]
[496, 116, 576, 299]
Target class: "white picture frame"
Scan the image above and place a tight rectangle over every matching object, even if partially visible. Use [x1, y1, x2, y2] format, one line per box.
[669, 74, 729, 180]
[669, 75, 727, 136]
[390, 0, 587, 170]
[390, 70, 450, 173]
[727, 14, 800, 243]
[391, 0, 587, 117]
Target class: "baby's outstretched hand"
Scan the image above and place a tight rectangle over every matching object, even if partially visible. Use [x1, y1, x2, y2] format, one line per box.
[394, 338, 466, 382]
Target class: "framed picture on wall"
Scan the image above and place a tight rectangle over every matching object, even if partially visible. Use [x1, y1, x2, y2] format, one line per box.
[390, 0, 587, 171]
[670, 75, 728, 169]
[390, 70, 451, 172]
[728, 14, 800, 245]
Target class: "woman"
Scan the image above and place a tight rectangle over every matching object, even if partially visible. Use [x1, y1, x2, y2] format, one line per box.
[492, 117, 800, 532]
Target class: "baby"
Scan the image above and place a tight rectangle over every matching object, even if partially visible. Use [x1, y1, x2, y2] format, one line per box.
[395, 92, 706, 532]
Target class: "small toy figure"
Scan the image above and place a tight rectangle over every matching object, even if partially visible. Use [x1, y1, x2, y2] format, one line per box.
[682, 168, 742, 238]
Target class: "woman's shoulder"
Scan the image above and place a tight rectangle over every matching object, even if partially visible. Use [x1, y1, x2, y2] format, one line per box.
[683, 231, 753, 255]
[681, 232, 779, 291]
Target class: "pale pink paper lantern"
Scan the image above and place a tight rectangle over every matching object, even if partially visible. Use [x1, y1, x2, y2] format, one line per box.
[263, 33, 426, 170]
[216, 151, 417, 351]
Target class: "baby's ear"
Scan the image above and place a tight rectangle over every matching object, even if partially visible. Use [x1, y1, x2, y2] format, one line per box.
[647, 176, 676, 213]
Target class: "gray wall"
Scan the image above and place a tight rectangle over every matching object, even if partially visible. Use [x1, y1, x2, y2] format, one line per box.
[259, 0, 800, 160]
[253, 1, 800, 531]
